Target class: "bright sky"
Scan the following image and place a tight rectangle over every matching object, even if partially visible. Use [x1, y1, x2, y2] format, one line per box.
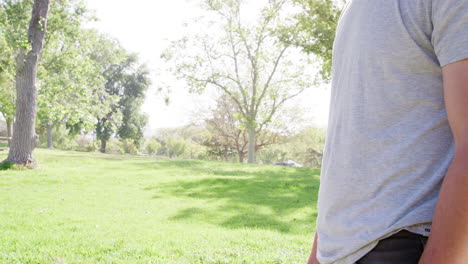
[85, 0, 331, 135]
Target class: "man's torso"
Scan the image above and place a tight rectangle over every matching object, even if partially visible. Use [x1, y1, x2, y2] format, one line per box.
[316, 1, 456, 263]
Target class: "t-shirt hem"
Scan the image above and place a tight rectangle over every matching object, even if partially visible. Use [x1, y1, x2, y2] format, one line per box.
[319, 226, 428, 264]
[327, 242, 378, 264]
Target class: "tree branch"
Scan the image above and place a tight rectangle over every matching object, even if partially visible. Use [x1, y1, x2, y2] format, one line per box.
[255, 46, 288, 114]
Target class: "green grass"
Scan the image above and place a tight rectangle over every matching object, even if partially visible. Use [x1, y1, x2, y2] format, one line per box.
[0, 149, 320, 264]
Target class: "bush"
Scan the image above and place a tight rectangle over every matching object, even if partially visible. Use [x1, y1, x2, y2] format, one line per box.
[181, 140, 208, 160]
[144, 138, 161, 156]
[37, 126, 75, 150]
[165, 137, 187, 158]
[73, 135, 97, 152]
[257, 146, 288, 165]
[0, 161, 14, 170]
[103, 138, 124, 154]
[256, 126, 326, 167]
[120, 139, 139, 155]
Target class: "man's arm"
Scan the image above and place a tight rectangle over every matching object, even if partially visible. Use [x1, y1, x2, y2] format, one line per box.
[306, 233, 319, 264]
[419, 58, 468, 264]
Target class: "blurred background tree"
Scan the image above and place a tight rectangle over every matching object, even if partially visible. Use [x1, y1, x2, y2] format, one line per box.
[163, 0, 317, 164]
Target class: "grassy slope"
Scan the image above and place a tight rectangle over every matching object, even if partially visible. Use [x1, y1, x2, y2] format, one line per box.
[0, 149, 320, 264]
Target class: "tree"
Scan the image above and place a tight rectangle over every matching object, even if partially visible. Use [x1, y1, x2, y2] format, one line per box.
[0, 66, 15, 141]
[205, 95, 248, 162]
[279, 0, 342, 81]
[205, 94, 296, 162]
[37, 28, 105, 149]
[181, 139, 207, 160]
[96, 53, 149, 153]
[116, 64, 150, 147]
[5, 0, 50, 166]
[0, 0, 100, 149]
[202, 134, 236, 161]
[0, 0, 31, 142]
[119, 138, 138, 155]
[163, 0, 315, 163]
[36, 1, 104, 149]
[144, 138, 161, 156]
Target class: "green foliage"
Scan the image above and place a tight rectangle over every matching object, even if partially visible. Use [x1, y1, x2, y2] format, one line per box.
[1, 0, 98, 129]
[154, 125, 210, 159]
[116, 63, 151, 147]
[0, 0, 118, 144]
[0, 0, 25, 123]
[37, 27, 107, 134]
[38, 125, 75, 150]
[103, 138, 125, 154]
[0, 0, 32, 51]
[257, 145, 288, 165]
[1, 0, 150, 159]
[0, 160, 14, 170]
[280, 0, 342, 81]
[36, 125, 97, 152]
[97, 53, 150, 150]
[144, 138, 161, 156]
[257, 126, 326, 167]
[37, 8, 124, 140]
[165, 137, 187, 158]
[181, 139, 208, 160]
[202, 134, 237, 161]
[0, 78, 14, 124]
[119, 139, 139, 155]
[1, 0, 149, 151]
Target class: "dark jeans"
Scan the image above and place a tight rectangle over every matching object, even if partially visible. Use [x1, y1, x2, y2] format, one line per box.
[355, 229, 428, 264]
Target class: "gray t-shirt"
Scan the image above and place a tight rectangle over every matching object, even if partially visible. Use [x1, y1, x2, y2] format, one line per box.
[316, 0, 468, 263]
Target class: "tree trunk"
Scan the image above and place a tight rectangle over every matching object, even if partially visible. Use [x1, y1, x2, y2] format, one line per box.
[46, 124, 53, 149]
[6, 118, 13, 146]
[224, 146, 228, 162]
[100, 139, 107, 153]
[6, 0, 51, 166]
[247, 128, 256, 163]
[238, 151, 245, 163]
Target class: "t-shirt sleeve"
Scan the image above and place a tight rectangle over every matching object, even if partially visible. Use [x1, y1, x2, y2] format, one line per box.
[431, 0, 468, 67]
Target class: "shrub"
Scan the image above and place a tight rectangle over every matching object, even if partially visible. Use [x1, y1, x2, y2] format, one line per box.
[74, 135, 97, 152]
[144, 138, 161, 156]
[182, 140, 208, 160]
[0, 161, 14, 170]
[120, 139, 139, 155]
[165, 137, 186, 158]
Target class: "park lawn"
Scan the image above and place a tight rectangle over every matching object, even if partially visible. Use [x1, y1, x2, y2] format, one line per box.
[0, 149, 320, 264]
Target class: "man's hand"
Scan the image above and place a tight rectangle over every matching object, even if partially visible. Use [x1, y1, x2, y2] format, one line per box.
[418, 58, 468, 264]
[306, 233, 320, 264]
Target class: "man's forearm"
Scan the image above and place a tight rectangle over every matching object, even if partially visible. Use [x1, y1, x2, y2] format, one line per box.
[307, 233, 319, 264]
[419, 148, 468, 264]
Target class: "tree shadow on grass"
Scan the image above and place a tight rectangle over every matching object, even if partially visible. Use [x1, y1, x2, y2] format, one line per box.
[147, 166, 320, 234]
